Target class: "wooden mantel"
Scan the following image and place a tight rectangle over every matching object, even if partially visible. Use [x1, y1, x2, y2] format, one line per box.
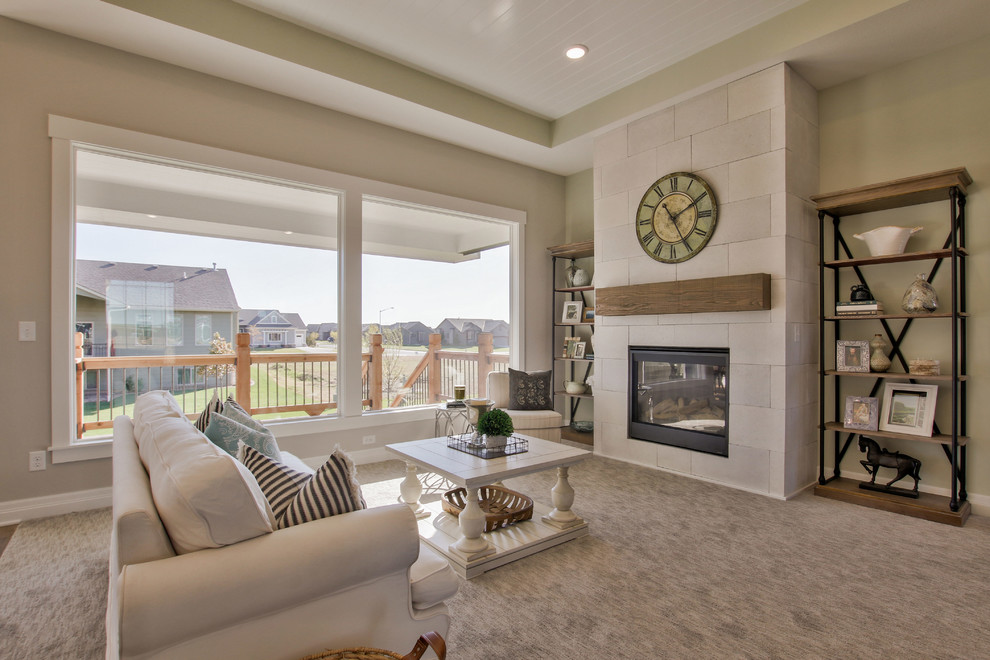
[597, 273, 771, 316]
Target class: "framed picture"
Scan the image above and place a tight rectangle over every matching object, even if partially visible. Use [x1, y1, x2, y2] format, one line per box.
[844, 395, 879, 431]
[879, 383, 938, 437]
[582, 307, 595, 323]
[562, 301, 583, 324]
[573, 342, 587, 359]
[836, 340, 870, 372]
[564, 336, 580, 358]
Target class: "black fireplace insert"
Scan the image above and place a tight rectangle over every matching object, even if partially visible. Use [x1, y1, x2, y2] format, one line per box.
[629, 346, 729, 456]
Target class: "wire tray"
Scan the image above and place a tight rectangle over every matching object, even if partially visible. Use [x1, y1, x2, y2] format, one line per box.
[446, 433, 528, 459]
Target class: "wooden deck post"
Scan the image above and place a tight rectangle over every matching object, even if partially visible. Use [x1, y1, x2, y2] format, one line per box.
[236, 333, 252, 412]
[370, 333, 383, 410]
[75, 332, 85, 439]
[477, 332, 493, 398]
[428, 333, 442, 403]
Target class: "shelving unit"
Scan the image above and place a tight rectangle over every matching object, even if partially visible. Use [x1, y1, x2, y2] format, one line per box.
[811, 168, 971, 526]
[548, 241, 594, 439]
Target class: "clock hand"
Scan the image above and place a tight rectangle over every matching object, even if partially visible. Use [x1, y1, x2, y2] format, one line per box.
[668, 197, 699, 222]
[661, 203, 690, 245]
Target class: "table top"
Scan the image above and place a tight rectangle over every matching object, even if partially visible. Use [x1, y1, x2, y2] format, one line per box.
[385, 434, 591, 488]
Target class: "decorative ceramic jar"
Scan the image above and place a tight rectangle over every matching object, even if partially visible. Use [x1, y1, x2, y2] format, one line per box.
[901, 273, 938, 313]
[853, 225, 922, 256]
[565, 265, 591, 287]
[869, 334, 891, 372]
[849, 284, 873, 301]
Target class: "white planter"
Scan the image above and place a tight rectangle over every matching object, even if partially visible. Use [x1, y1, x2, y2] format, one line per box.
[853, 225, 922, 256]
[483, 435, 508, 449]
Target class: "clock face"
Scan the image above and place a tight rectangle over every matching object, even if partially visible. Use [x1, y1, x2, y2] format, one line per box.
[635, 172, 718, 263]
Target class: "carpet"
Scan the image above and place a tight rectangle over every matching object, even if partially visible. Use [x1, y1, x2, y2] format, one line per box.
[2, 456, 989, 659]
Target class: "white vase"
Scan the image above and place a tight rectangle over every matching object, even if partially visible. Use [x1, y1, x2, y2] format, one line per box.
[483, 435, 508, 449]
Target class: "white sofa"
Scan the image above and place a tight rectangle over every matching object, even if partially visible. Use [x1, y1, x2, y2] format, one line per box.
[487, 371, 562, 443]
[107, 391, 458, 660]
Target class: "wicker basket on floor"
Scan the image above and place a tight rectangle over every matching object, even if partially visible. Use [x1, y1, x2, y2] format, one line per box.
[301, 631, 445, 660]
[441, 485, 534, 532]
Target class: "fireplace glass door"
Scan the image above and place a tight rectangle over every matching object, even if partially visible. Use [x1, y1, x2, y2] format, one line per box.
[629, 347, 729, 456]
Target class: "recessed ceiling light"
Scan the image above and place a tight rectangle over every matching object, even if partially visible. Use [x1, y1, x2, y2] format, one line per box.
[147, 214, 157, 218]
[284, 230, 294, 235]
[565, 44, 588, 60]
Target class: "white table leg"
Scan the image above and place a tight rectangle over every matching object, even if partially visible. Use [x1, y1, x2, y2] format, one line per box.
[398, 462, 429, 519]
[448, 486, 495, 561]
[542, 466, 585, 529]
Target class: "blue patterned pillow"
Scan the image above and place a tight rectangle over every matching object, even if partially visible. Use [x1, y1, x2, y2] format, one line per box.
[205, 412, 281, 462]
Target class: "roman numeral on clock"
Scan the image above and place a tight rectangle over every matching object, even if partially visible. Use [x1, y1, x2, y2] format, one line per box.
[641, 230, 657, 243]
[698, 209, 712, 218]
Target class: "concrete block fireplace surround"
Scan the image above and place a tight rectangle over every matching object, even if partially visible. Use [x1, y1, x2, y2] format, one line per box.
[592, 64, 820, 499]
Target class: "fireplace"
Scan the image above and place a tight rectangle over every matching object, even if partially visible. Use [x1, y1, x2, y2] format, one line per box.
[629, 347, 729, 456]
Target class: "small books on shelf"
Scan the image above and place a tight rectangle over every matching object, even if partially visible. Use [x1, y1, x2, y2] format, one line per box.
[835, 299, 883, 316]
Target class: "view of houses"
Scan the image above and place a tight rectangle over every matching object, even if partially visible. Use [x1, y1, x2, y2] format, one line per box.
[77, 259, 508, 357]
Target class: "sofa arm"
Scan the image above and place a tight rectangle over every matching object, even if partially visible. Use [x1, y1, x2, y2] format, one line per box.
[116, 504, 419, 657]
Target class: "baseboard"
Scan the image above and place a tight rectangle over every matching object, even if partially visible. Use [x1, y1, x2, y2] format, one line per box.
[0, 487, 112, 526]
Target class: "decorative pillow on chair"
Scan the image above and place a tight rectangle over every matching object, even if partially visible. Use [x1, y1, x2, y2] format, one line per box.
[508, 368, 553, 410]
[205, 412, 282, 462]
[238, 444, 366, 528]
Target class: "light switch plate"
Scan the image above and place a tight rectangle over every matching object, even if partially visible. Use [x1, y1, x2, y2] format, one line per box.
[18, 321, 36, 342]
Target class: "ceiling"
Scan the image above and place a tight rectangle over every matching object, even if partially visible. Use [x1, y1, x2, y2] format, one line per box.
[4, 0, 990, 174]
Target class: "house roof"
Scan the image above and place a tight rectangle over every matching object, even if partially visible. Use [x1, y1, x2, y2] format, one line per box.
[240, 309, 307, 329]
[75, 260, 239, 312]
[439, 318, 508, 333]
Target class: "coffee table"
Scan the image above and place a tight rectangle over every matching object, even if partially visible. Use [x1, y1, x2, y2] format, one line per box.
[386, 434, 591, 578]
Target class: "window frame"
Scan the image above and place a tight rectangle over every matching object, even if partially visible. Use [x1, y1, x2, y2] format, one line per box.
[49, 115, 526, 463]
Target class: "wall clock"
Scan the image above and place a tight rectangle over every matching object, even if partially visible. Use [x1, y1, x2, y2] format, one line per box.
[635, 171, 718, 263]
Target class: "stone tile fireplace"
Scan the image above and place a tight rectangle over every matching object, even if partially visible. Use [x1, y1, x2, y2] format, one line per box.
[592, 63, 820, 499]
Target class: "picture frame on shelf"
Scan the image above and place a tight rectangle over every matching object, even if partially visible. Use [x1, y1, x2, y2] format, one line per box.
[582, 307, 595, 323]
[564, 336, 580, 358]
[573, 342, 587, 359]
[843, 395, 879, 431]
[879, 382, 938, 437]
[836, 340, 870, 373]
[562, 301, 583, 324]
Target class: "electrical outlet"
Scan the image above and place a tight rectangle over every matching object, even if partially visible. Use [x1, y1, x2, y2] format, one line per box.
[29, 451, 46, 471]
[362, 435, 376, 445]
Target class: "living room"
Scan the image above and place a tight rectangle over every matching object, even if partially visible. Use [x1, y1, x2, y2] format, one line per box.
[2, 1, 990, 658]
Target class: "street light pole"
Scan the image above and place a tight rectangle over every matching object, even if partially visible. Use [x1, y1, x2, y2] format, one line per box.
[378, 306, 394, 332]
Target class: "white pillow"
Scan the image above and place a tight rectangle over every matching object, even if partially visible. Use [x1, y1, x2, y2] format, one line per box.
[136, 404, 276, 554]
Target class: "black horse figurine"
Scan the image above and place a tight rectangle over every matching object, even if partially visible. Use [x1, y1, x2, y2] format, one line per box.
[859, 436, 921, 493]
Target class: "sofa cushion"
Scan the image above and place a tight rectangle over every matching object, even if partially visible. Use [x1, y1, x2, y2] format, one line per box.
[508, 368, 552, 410]
[205, 411, 282, 461]
[133, 392, 275, 554]
[410, 542, 460, 609]
[502, 407, 562, 430]
[239, 445, 366, 528]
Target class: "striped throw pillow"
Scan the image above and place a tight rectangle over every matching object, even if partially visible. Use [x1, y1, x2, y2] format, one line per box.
[238, 444, 366, 527]
[194, 390, 223, 433]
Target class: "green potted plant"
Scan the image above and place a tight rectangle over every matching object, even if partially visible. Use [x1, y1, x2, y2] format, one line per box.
[477, 408, 514, 449]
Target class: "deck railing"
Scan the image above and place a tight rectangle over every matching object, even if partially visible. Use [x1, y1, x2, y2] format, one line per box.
[75, 331, 505, 440]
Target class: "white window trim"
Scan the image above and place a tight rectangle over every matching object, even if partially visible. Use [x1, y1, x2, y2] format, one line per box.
[49, 115, 525, 463]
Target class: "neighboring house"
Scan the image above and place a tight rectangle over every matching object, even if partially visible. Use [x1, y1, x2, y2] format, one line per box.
[75, 260, 239, 357]
[307, 322, 338, 341]
[75, 260, 240, 398]
[436, 318, 509, 348]
[240, 309, 308, 348]
[399, 321, 435, 346]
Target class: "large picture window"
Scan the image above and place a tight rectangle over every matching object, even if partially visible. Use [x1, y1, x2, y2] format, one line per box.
[49, 116, 524, 462]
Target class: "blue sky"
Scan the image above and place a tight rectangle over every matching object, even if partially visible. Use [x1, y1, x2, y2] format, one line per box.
[76, 224, 509, 328]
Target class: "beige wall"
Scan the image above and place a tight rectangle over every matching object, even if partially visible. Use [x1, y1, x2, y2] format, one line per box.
[564, 169, 594, 244]
[0, 18, 564, 505]
[819, 34, 990, 505]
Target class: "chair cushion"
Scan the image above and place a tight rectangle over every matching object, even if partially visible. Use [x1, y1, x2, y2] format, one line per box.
[504, 408, 562, 430]
[410, 543, 460, 609]
[508, 368, 552, 410]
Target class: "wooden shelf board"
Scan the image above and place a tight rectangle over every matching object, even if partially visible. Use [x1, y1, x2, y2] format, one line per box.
[556, 358, 595, 363]
[597, 273, 770, 316]
[811, 167, 972, 216]
[548, 240, 594, 260]
[555, 390, 593, 399]
[823, 421, 969, 446]
[824, 370, 966, 381]
[560, 426, 594, 446]
[824, 247, 967, 268]
[555, 322, 593, 327]
[825, 312, 965, 320]
[555, 286, 595, 293]
[814, 477, 970, 526]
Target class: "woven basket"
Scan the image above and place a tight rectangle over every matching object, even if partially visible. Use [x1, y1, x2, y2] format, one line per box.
[441, 485, 534, 532]
[301, 632, 445, 660]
